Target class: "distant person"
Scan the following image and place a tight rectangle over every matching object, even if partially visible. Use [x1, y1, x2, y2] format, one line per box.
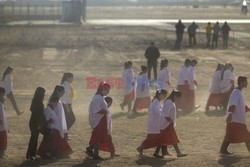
[61, 72, 76, 135]
[0, 87, 7, 159]
[242, 0, 248, 15]
[100, 96, 119, 158]
[37, 96, 73, 158]
[220, 63, 235, 110]
[157, 59, 171, 90]
[144, 42, 160, 81]
[188, 59, 199, 111]
[206, 63, 224, 111]
[220, 76, 250, 155]
[175, 20, 186, 50]
[2, 66, 23, 116]
[221, 22, 231, 48]
[175, 59, 191, 110]
[212, 22, 221, 48]
[137, 89, 168, 158]
[85, 82, 111, 160]
[187, 22, 199, 47]
[26, 87, 46, 160]
[205, 22, 213, 48]
[120, 61, 135, 113]
[158, 90, 188, 157]
[132, 66, 151, 114]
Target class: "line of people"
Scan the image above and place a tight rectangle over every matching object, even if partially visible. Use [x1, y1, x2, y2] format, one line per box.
[175, 20, 231, 49]
[0, 68, 76, 160]
[1, 60, 250, 160]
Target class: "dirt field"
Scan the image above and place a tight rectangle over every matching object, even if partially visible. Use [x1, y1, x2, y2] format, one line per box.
[1, 6, 250, 167]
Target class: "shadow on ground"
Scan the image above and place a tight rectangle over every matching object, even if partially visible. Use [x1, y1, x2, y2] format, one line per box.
[135, 155, 175, 167]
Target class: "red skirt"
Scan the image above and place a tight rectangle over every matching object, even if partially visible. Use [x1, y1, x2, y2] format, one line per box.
[123, 90, 135, 104]
[206, 93, 223, 107]
[99, 135, 115, 153]
[188, 90, 195, 109]
[37, 129, 73, 157]
[133, 97, 151, 111]
[175, 84, 190, 109]
[159, 124, 180, 146]
[224, 122, 250, 143]
[89, 116, 108, 146]
[0, 130, 7, 150]
[139, 134, 160, 150]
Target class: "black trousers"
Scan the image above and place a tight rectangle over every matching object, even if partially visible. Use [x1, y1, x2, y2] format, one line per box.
[26, 128, 39, 157]
[147, 61, 157, 81]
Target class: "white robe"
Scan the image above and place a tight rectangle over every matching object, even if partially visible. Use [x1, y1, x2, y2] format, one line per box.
[122, 68, 135, 95]
[44, 106, 61, 136]
[3, 74, 12, 95]
[209, 70, 222, 94]
[135, 73, 150, 98]
[106, 109, 112, 135]
[0, 102, 8, 131]
[220, 69, 235, 93]
[177, 66, 189, 85]
[61, 81, 72, 105]
[226, 89, 246, 124]
[188, 66, 196, 90]
[47, 98, 67, 138]
[160, 99, 176, 130]
[147, 98, 162, 134]
[89, 94, 109, 129]
[157, 67, 171, 90]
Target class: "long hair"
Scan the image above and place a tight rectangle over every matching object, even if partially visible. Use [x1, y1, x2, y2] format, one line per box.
[152, 89, 167, 102]
[30, 87, 45, 112]
[160, 59, 169, 70]
[221, 63, 229, 80]
[61, 73, 68, 84]
[52, 85, 65, 98]
[2, 66, 13, 81]
[215, 63, 223, 71]
[166, 89, 182, 102]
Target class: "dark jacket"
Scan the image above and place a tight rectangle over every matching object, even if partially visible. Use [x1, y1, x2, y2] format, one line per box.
[144, 46, 160, 62]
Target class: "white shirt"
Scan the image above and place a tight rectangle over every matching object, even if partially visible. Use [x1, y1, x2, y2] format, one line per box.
[160, 99, 176, 130]
[177, 66, 189, 85]
[188, 66, 196, 90]
[3, 74, 12, 95]
[209, 70, 222, 94]
[122, 68, 135, 95]
[147, 98, 162, 134]
[220, 69, 235, 93]
[89, 94, 109, 129]
[44, 106, 62, 137]
[226, 89, 246, 124]
[61, 81, 72, 104]
[135, 73, 151, 98]
[0, 102, 8, 131]
[157, 67, 171, 90]
[53, 100, 68, 137]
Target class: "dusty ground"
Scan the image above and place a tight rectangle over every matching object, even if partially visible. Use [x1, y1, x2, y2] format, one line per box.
[1, 6, 250, 167]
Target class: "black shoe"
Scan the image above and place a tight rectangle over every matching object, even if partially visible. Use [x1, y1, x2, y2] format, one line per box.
[220, 150, 233, 155]
[153, 153, 164, 159]
[177, 153, 188, 157]
[85, 147, 94, 157]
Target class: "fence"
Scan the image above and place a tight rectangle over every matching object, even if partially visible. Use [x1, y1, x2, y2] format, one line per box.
[0, 0, 86, 23]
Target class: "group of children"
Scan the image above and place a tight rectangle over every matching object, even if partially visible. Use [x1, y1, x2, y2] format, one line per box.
[1, 58, 250, 160]
[0, 67, 76, 160]
[206, 62, 235, 111]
